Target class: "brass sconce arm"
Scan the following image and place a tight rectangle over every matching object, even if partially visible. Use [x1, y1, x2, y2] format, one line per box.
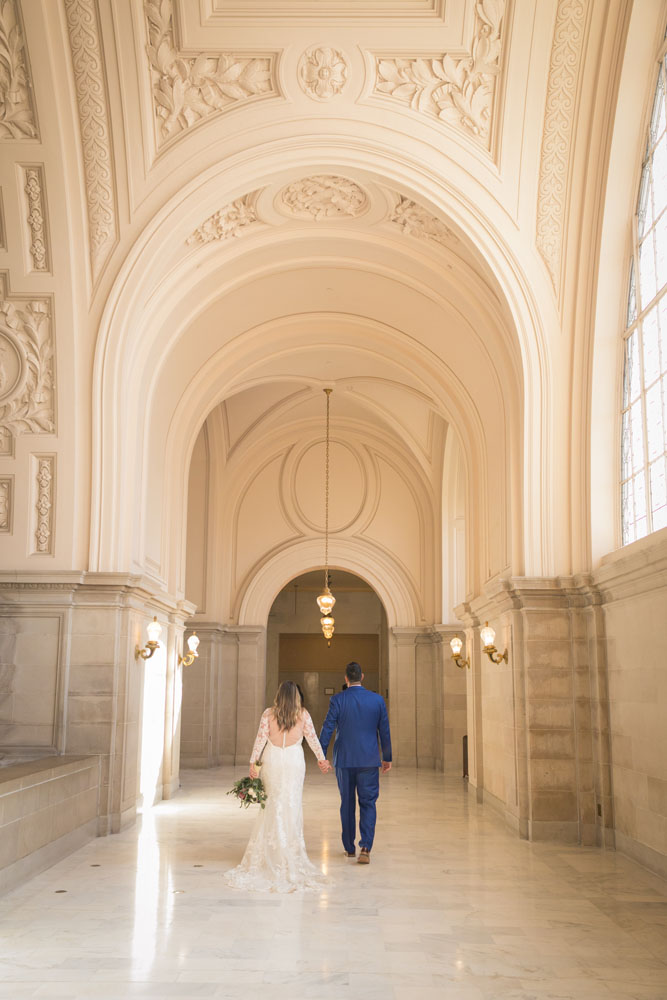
[136, 640, 159, 661]
[482, 645, 508, 664]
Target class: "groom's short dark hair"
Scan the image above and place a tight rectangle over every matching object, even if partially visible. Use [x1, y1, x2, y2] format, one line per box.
[345, 661, 362, 683]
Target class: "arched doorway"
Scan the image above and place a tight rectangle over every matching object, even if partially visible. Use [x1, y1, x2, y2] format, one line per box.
[266, 570, 389, 734]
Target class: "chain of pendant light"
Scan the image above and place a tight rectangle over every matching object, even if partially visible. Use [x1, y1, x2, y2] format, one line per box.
[317, 388, 336, 645]
[324, 387, 331, 587]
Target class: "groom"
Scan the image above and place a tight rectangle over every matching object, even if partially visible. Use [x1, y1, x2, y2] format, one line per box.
[319, 661, 392, 864]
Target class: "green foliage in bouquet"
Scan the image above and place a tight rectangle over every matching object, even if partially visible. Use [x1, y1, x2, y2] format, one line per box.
[227, 775, 268, 809]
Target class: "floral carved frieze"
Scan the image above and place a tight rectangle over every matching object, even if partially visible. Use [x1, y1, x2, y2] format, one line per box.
[0, 0, 38, 139]
[536, 0, 588, 293]
[31, 454, 54, 554]
[298, 47, 348, 102]
[64, 0, 117, 282]
[278, 175, 369, 220]
[0, 283, 54, 438]
[0, 475, 12, 532]
[22, 166, 49, 272]
[145, 0, 275, 148]
[389, 196, 458, 248]
[373, 0, 505, 146]
[186, 192, 261, 245]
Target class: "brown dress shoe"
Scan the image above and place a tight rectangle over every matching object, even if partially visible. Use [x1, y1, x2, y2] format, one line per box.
[344, 851, 356, 858]
[358, 848, 370, 864]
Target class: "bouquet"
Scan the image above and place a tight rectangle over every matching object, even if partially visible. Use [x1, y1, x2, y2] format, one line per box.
[227, 775, 267, 809]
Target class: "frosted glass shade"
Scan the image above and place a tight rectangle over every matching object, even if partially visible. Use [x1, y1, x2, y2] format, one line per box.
[450, 636, 463, 656]
[316, 588, 336, 615]
[146, 616, 162, 644]
[480, 622, 495, 648]
[187, 633, 199, 654]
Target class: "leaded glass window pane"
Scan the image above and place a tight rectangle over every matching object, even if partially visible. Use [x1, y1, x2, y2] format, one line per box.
[621, 48, 667, 545]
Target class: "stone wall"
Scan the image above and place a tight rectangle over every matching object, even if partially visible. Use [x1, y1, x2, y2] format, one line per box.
[595, 528, 667, 878]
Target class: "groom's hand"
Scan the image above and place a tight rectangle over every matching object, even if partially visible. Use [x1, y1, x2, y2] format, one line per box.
[381, 761, 392, 773]
[318, 759, 332, 773]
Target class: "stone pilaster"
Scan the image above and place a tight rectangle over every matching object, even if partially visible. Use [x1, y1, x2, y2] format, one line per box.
[0, 573, 194, 834]
[234, 626, 266, 765]
[433, 625, 468, 774]
[457, 577, 613, 845]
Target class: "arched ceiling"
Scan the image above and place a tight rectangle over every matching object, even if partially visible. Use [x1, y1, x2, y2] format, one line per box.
[0, 0, 641, 585]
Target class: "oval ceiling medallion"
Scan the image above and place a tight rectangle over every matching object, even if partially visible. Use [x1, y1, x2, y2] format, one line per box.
[292, 440, 366, 534]
[278, 175, 369, 221]
[298, 46, 349, 102]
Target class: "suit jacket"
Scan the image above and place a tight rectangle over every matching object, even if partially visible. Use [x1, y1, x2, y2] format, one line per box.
[319, 685, 392, 768]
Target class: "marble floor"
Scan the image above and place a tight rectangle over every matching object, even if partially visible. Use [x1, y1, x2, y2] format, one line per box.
[1, 765, 666, 1000]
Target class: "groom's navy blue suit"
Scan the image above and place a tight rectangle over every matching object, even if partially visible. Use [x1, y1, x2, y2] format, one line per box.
[319, 685, 392, 854]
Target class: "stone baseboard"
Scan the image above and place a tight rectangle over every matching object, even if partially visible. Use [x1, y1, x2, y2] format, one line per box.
[615, 829, 667, 880]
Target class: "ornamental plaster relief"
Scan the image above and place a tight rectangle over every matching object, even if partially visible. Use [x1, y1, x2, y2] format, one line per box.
[186, 180, 459, 257]
[144, 0, 276, 149]
[536, 0, 589, 294]
[297, 46, 348, 102]
[21, 165, 49, 273]
[278, 175, 369, 220]
[0, 474, 12, 532]
[64, 0, 118, 282]
[372, 0, 505, 147]
[186, 191, 262, 245]
[389, 195, 459, 248]
[0, 280, 55, 438]
[0, 0, 38, 140]
[30, 453, 55, 555]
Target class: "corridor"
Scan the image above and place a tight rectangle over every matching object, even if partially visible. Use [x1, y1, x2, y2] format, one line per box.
[1, 766, 666, 999]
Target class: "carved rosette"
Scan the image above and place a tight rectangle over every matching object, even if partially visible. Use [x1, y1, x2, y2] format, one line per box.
[373, 0, 505, 146]
[298, 46, 348, 102]
[31, 454, 54, 554]
[0, 475, 12, 532]
[0, 0, 38, 139]
[279, 175, 369, 220]
[144, 0, 275, 148]
[23, 166, 49, 272]
[389, 196, 458, 248]
[187, 192, 261, 245]
[536, 0, 588, 293]
[64, 0, 118, 282]
[0, 284, 55, 438]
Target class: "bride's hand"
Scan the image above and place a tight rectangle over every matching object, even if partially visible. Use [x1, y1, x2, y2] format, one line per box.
[249, 763, 259, 779]
[318, 759, 332, 773]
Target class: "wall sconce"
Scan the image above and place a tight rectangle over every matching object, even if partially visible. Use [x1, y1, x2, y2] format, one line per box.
[178, 632, 200, 666]
[481, 622, 508, 664]
[136, 616, 162, 660]
[449, 635, 470, 669]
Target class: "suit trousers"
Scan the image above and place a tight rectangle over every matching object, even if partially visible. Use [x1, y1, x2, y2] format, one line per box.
[335, 766, 380, 853]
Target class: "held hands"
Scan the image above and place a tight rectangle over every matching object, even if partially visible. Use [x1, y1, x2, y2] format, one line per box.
[381, 761, 392, 774]
[318, 759, 333, 774]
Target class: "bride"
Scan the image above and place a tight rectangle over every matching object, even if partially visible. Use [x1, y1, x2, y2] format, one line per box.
[225, 680, 332, 893]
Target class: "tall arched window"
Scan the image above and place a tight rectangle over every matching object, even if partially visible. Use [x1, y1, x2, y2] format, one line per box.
[621, 45, 667, 545]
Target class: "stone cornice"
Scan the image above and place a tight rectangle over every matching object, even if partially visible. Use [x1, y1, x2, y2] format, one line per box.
[0, 571, 195, 618]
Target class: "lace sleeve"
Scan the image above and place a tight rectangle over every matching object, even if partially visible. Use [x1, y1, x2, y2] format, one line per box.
[250, 709, 270, 763]
[302, 710, 325, 761]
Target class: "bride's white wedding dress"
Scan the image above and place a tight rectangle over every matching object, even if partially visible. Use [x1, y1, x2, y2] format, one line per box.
[225, 709, 328, 893]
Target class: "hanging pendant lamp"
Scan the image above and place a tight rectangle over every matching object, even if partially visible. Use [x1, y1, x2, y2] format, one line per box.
[316, 388, 336, 645]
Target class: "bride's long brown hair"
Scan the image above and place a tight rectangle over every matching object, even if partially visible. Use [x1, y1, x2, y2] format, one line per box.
[273, 680, 302, 731]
